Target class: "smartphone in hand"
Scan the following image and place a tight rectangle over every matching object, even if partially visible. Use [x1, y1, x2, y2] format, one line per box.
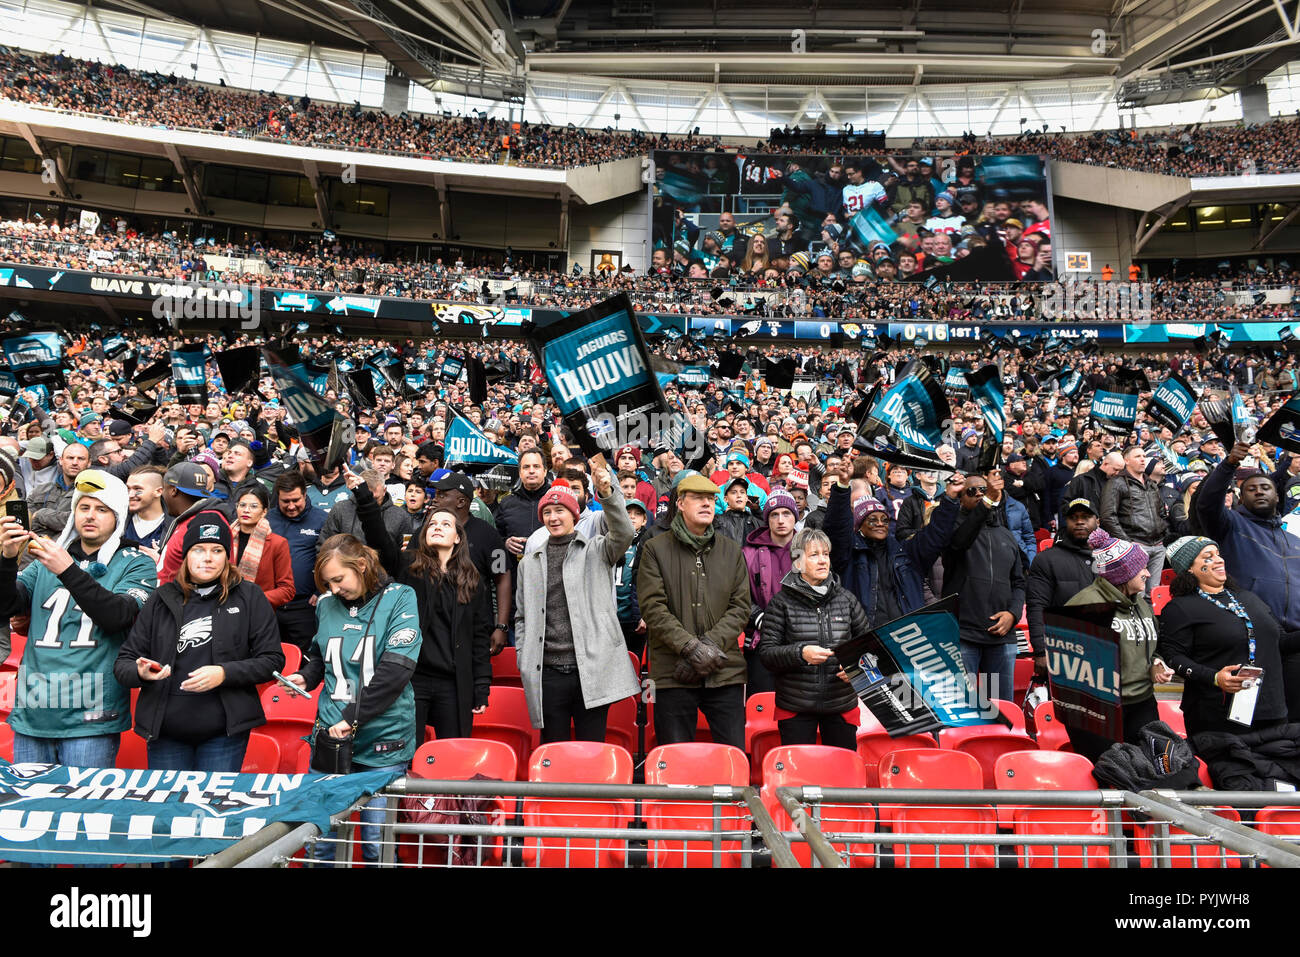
[5, 500, 29, 531]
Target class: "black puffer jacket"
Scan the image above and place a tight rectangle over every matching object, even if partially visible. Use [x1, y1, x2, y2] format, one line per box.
[494, 480, 548, 544]
[758, 570, 870, 715]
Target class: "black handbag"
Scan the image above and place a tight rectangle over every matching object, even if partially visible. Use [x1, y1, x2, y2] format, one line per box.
[310, 598, 381, 775]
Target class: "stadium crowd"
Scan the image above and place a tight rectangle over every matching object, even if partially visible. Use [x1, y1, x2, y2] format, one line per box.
[0, 48, 716, 170]
[1, 47, 1299, 178]
[0, 214, 1296, 324]
[2, 321, 1300, 810]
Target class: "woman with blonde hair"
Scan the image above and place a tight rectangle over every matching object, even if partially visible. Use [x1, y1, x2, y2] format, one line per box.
[116, 510, 283, 772]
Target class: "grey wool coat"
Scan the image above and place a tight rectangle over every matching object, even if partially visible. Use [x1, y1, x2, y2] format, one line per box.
[513, 480, 641, 729]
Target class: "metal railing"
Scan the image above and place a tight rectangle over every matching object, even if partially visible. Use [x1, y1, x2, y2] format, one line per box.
[774, 786, 1300, 869]
[201, 778, 799, 869]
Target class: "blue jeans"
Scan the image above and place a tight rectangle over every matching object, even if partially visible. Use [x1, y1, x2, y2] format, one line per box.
[310, 761, 407, 865]
[12, 731, 120, 768]
[959, 641, 1017, 712]
[147, 733, 249, 773]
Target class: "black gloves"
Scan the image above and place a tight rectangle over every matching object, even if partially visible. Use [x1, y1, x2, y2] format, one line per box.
[681, 637, 727, 677]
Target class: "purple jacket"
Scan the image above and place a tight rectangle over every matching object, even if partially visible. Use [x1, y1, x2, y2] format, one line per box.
[742, 527, 794, 650]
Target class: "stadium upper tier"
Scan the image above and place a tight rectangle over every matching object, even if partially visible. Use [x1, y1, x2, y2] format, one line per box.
[0, 217, 1294, 324]
[1, 48, 1299, 178]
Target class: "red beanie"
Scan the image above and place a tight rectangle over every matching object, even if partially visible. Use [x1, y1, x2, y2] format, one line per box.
[537, 480, 580, 522]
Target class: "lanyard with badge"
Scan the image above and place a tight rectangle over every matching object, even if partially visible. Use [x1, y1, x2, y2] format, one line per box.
[1199, 588, 1262, 725]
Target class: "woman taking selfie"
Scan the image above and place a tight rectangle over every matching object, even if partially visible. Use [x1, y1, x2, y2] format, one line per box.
[1157, 535, 1288, 738]
[348, 471, 493, 740]
[115, 510, 284, 772]
[230, 485, 296, 611]
[287, 533, 422, 864]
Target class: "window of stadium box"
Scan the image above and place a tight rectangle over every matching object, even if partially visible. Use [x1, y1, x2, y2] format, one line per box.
[329, 181, 391, 217]
[0, 136, 40, 175]
[652, 151, 1054, 281]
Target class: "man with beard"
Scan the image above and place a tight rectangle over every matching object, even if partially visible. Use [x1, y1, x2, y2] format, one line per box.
[1025, 498, 1102, 677]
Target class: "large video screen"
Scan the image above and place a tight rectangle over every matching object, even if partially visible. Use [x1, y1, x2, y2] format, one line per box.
[650, 151, 1054, 282]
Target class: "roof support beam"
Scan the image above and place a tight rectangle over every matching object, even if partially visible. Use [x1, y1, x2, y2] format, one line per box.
[15, 122, 71, 199]
[1134, 198, 1187, 254]
[301, 158, 332, 231]
[163, 142, 205, 216]
[1256, 202, 1300, 249]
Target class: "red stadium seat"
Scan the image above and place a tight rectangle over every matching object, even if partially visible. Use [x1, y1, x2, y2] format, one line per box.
[760, 745, 874, 867]
[745, 692, 781, 785]
[279, 643, 302, 677]
[1012, 656, 1035, 706]
[0, 671, 14, 719]
[938, 724, 1038, 789]
[1031, 700, 1073, 751]
[491, 646, 522, 688]
[259, 683, 320, 723]
[258, 720, 315, 773]
[1034, 528, 1052, 544]
[856, 729, 937, 787]
[1255, 807, 1300, 839]
[411, 738, 518, 782]
[994, 750, 1110, 868]
[241, 732, 282, 774]
[604, 696, 638, 756]
[879, 748, 996, 867]
[116, 729, 149, 770]
[522, 742, 633, 868]
[0, 720, 12, 761]
[1, 632, 24, 673]
[471, 686, 537, 781]
[644, 743, 750, 867]
[1160, 568, 1175, 586]
[406, 738, 519, 866]
[1150, 586, 1171, 616]
[1133, 807, 1243, 868]
[994, 699, 1027, 733]
[1157, 699, 1186, 738]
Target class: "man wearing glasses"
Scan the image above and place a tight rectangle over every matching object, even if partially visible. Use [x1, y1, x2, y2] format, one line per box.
[823, 457, 967, 628]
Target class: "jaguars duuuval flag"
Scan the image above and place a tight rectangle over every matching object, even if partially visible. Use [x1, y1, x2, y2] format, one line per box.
[964, 363, 1005, 472]
[853, 359, 952, 472]
[1146, 372, 1198, 434]
[1042, 605, 1123, 742]
[1090, 368, 1142, 435]
[834, 595, 993, 736]
[262, 345, 354, 471]
[526, 293, 668, 459]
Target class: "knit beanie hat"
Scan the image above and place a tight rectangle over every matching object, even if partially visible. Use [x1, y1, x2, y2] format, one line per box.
[853, 496, 887, 528]
[1088, 528, 1148, 586]
[764, 489, 798, 521]
[1167, 535, 1216, 575]
[537, 480, 580, 522]
[182, 510, 233, 557]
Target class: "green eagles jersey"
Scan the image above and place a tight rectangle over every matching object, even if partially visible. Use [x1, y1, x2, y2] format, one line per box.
[9, 548, 157, 739]
[312, 582, 422, 767]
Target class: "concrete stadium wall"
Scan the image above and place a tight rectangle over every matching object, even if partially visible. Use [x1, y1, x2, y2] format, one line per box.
[569, 188, 650, 273]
